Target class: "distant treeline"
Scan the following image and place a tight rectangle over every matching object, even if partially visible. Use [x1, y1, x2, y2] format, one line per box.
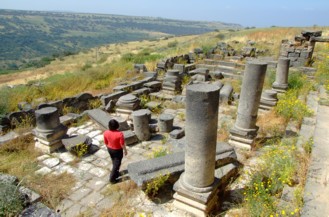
[0, 9, 241, 71]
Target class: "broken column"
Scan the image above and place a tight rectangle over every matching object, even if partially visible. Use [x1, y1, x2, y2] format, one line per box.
[158, 113, 174, 133]
[229, 61, 267, 150]
[259, 89, 278, 110]
[272, 58, 290, 93]
[132, 109, 150, 141]
[115, 94, 140, 118]
[173, 83, 220, 216]
[33, 107, 67, 153]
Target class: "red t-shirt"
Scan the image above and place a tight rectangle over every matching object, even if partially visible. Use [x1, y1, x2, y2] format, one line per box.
[103, 130, 125, 150]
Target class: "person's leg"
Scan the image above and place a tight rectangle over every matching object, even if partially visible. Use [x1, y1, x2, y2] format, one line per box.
[107, 148, 123, 183]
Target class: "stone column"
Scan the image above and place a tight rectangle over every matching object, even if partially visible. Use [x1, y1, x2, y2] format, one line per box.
[158, 114, 174, 133]
[229, 61, 267, 150]
[272, 58, 290, 93]
[259, 89, 278, 110]
[173, 83, 220, 216]
[132, 109, 150, 141]
[33, 107, 68, 153]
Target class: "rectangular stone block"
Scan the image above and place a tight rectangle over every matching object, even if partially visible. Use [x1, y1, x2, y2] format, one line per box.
[100, 91, 126, 106]
[128, 142, 237, 186]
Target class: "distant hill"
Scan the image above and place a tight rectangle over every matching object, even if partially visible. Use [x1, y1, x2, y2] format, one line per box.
[0, 9, 242, 71]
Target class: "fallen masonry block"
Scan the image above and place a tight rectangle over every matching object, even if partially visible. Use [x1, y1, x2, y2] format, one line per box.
[87, 109, 129, 131]
[87, 109, 137, 145]
[127, 142, 237, 186]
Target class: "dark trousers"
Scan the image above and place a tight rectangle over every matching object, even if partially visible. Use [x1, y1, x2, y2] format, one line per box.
[107, 148, 123, 183]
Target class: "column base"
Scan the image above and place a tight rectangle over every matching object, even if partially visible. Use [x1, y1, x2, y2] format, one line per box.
[272, 83, 288, 93]
[35, 140, 63, 153]
[115, 108, 134, 120]
[229, 126, 258, 150]
[173, 175, 220, 216]
[259, 102, 276, 111]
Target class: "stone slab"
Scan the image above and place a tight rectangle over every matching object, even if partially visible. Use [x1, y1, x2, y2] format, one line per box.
[0, 131, 19, 145]
[68, 187, 92, 202]
[87, 109, 129, 131]
[302, 103, 329, 217]
[128, 142, 237, 186]
[42, 158, 60, 168]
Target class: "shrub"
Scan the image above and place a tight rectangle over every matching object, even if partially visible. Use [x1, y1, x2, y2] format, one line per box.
[81, 63, 92, 71]
[145, 173, 170, 197]
[70, 143, 89, 158]
[275, 90, 313, 122]
[243, 139, 299, 216]
[148, 146, 169, 159]
[288, 72, 305, 90]
[88, 99, 102, 109]
[0, 183, 25, 216]
[216, 33, 225, 40]
[167, 40, 178, 48]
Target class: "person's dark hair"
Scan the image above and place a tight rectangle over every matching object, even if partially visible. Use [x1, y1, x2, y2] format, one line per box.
[108, 119, 119, 130]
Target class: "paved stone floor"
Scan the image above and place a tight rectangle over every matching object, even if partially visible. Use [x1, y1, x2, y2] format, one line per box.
[34, 108, 203, 216]
[301, 87, 329, 217]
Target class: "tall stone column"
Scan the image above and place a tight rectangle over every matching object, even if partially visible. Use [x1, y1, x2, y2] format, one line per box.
[229, 61, 267, 150]
[33, 107, 68, 153]
[272, 58, 290, 93]
[173, 83, 220, 216]
[132, 109, 150, 141]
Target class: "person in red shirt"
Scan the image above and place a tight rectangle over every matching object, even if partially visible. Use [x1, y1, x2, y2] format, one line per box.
[103, 119, 127, 183]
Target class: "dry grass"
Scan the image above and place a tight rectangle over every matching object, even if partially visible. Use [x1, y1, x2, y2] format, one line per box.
[257, 110, 287, 138]
[100, 180, 140, 216]
[0, 134, 75, 209]
[217, 122, 230, 142]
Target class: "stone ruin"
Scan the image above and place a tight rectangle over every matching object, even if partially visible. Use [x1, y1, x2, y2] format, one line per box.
[1, 31, 324, 216]
[279, 30, 329, 67]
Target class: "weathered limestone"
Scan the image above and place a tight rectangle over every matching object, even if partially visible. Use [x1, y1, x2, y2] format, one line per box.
[173, 83, 220, 216]
[33, 107, 68, 153]
[162, 70, 182, 94]
[115, 94, 140, 118]
[229, 61, 267, 150]
[158, 114, 174, 133]
[132, 110, 150, 141]
[272, 58, 290, 93]
[259, 89, 278, 110]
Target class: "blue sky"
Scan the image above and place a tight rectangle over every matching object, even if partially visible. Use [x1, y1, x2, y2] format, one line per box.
[1, 0, 328, 27]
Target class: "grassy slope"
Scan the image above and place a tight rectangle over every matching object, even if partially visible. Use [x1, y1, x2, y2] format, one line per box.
[0, 9, 241, 71]
[0, 26, 328, 115]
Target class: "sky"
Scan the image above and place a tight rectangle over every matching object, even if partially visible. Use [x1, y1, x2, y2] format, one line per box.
[1, 0, 328, 27]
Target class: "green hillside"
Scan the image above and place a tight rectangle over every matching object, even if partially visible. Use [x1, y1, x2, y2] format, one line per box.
[0, 9, 241, 71]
